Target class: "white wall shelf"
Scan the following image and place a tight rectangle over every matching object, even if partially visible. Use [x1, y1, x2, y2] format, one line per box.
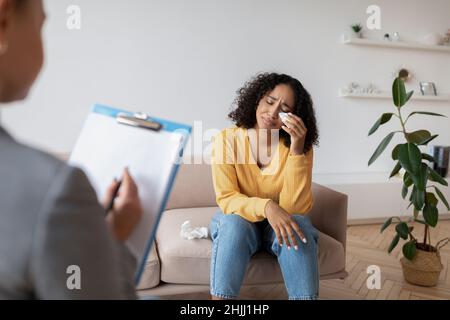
[342, 37, 450, 53]
[338, 89, 450, 102]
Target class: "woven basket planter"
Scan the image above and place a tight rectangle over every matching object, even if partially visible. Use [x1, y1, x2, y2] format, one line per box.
[400, 248, 443, 287]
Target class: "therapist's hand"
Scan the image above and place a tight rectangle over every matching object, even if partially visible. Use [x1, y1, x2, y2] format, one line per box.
[103, 168, 143, 242]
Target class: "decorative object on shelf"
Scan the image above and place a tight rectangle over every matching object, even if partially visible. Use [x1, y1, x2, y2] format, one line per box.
[384, 33, 391, 41]
[422, 33, 443, 46]
[392, 67, 413, 82]
[368, 77, 449, 287]
[429, 146, 450, 178]
[443, 29, 450, 46]
[363, 83, 381, 94]
[343, 82, 381, 94]
[343, 82, 361, 94]
[392, 32, 401, 42]
[350, 23, 363, 38]
[420, 82, 437, 96]
[443, 36, 450, 46]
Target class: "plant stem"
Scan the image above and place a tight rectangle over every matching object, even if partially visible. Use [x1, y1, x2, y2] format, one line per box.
[428, 227, 432, 251]
[423, 225, 428, 246]
[396, 106, 408, 139]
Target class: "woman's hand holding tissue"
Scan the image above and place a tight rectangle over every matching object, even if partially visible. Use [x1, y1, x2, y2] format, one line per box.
[280, 113, 307, 155]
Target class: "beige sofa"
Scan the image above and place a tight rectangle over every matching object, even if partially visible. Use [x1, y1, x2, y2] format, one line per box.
[137, 163, 348, 298]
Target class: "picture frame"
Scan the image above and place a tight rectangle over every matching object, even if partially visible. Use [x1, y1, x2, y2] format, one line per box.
[420, 82, 437, 96]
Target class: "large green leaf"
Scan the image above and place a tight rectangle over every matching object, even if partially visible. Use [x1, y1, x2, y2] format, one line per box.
[392, 144, 403, 161]
[411, 163, 428, 191]
[380, 217, 393, 233]
[392, 78, 412, 107]
[406, 130, 431, 144]
[433, 186, 450, 211]
[402, 185, 409, 199]
[409, 185, 416, 202]
[413, 188, 425, 211]
[406, 111, 447, 121]
[396, 222, 409, 240]
[406, 91, 414, 104]
[398, 143, 422, 174]
[429, 167, 449, 186]
[403, 172, 413, 187]
[368, 132, 396, 166]
[423, 203, 439, 227]
[388, 234, 400, 253]
[389, 162, 402, 178]
[403, 241, 417, 260]
[419, 134, 438, 146]
[368, 113, 395, 136]
[426, 192, 438, 206]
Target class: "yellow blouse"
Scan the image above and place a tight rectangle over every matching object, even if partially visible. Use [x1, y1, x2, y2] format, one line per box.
[211, 127, 314, 222]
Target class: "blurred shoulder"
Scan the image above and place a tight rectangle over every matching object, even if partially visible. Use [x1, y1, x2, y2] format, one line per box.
[0, 134, 95, 206]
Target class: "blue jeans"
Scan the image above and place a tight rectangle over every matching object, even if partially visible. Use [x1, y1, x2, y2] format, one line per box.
[210, 211, 319, 300]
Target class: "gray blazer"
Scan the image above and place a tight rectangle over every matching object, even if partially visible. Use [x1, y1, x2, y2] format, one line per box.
[0, 126, 137, 299]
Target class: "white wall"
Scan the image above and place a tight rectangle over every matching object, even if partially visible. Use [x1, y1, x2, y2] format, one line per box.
[2, 0, 450, 180]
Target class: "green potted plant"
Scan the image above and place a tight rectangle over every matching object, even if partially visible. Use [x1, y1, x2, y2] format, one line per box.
[368, 77, 450, 287]
[351, 23, 363, 38]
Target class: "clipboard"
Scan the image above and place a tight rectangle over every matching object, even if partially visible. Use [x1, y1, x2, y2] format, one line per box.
[69, 104, 191, 285]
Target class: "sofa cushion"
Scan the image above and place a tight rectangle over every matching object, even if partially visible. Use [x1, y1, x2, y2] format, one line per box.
[156, 207, 345, 285]
[136, 242, 161, 290]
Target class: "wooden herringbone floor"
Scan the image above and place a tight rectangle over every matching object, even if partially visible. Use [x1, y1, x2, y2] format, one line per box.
[317, 219, 450, 300]
[257, 219, 450, 300]
[167, 220, 450, 300]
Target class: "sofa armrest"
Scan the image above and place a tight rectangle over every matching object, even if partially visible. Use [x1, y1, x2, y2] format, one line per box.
[309, 183, 348, 251]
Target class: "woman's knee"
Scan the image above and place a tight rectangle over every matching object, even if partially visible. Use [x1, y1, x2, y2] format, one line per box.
[217, 213, 259, 246]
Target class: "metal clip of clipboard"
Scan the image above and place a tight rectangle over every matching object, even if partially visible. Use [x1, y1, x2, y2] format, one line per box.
[116, 112, 163, 132]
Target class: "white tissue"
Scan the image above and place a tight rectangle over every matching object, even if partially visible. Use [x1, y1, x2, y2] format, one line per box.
[279, 112, 290, 125]
[180, 220, 209, 240]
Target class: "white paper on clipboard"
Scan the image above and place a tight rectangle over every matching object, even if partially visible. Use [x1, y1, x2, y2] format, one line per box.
[69, 104, 191, 284]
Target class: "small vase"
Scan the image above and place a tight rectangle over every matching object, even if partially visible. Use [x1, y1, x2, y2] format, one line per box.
[352, 32, 362, 39]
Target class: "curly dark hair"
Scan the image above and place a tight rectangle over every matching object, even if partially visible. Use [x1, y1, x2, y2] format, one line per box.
[14, 0, 27, 8]
[228, 73, 319, 153]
